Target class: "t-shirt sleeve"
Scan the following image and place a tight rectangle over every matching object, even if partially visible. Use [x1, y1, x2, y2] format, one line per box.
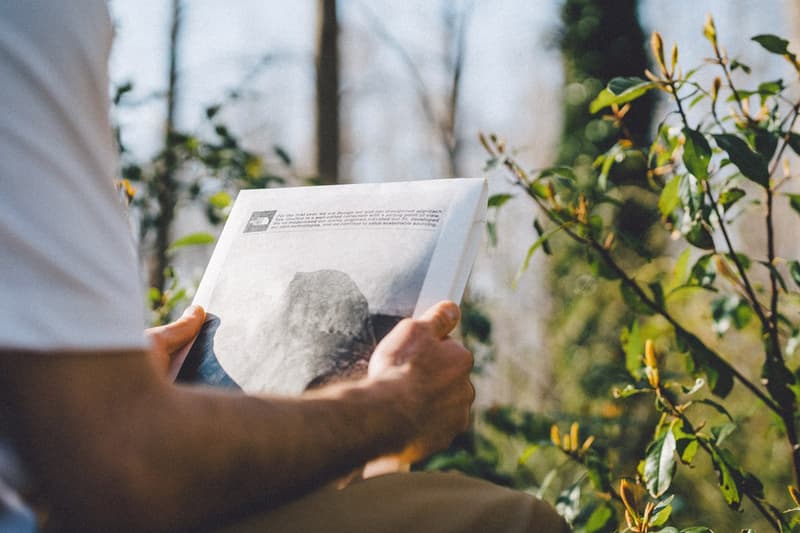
[0, 2, 148, 351]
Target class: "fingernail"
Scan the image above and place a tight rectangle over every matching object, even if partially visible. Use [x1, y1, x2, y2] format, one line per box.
[444, 302, 459, 322]
[182, 305, 200, 318]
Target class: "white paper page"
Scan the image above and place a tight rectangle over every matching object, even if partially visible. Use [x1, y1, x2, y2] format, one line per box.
[184, 178, 486, 395]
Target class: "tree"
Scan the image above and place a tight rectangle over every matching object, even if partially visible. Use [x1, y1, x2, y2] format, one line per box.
[151, 0, 184, 294]
[315, 0, 340, 185]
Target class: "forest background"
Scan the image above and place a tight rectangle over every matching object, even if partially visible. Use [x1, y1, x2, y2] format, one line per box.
[111, 1, 800, 530]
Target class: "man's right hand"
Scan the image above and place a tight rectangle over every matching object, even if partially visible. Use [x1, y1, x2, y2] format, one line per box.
[366, 301, 475, 464]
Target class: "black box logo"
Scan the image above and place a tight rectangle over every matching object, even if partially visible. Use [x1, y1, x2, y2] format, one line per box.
[244, 210, 277, 233]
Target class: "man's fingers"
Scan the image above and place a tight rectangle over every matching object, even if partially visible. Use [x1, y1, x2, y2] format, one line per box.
[148, 305, 206, 353]
[417, 301, 460, 339]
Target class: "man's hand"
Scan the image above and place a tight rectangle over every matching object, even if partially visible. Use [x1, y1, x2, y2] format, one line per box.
[366, 301, 474, 464]
[146, 305, 206, 380]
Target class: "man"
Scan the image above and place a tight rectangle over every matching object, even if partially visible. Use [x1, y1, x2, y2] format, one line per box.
[0, 2, 569, 531]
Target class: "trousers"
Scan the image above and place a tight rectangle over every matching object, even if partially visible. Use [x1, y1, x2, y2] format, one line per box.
[215, 472, 570, 532]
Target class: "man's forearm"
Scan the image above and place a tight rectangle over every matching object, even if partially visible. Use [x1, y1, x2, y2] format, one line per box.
[1, 350, 408, 531]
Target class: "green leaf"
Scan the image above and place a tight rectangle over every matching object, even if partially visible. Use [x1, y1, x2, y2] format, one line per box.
[711, 422, 737, 445]
[790, 260, 800, 287]
[753, 127, 779, 159]
[788, 132, 800, 156]
[147, 287, 161, 305]
[762, 356, 796, 407]
[644, 431, 677, 497]
[274, 145, 292, 165]
[514, 224, 570, 285]
[621, 321, 644, 378]
[168, 232, 215, 252]
[678, 174, 704, 217]
[685, 222, 714, 250]
[787, 193, 800, 215]
[620, 282, 654, 314]
[689, 253, 716, 287]
[759, 260, 789, 292]
[752, 34, 791, 55]
[670, 248, 692, 290]
[696, 398, 734, 422]
[681, 334, 734, 397]
[711, 295, 752, 335]
[681, 378, 705, 396]
[787, 328, 800, 356]
[208, 191, 232, 209]
[205, 104, 221, 119]
[589, 77, 656, 113]
[486, 221, 497, 247]
[613, 384, 650, 399]
[488, 193, 514, 208]
[682, 128, 711, 180]
[709, 445, 742, 509]
[583, 502, 615, 533]
[165, 288, 187, 310]
[672, 422, 699, 464]
[681, 528, 713, 533]
[533, 219, 552, 255]
[555, 482, 581, 523]
[713, 134, 770, 187]
[649, 495, 674, 527]
[658, 175, 681, 218]
[758, 79, 784, 95]
[730, 60, 751, 73]
[529, 181, 549, 199]
[718, 187, 746, 212]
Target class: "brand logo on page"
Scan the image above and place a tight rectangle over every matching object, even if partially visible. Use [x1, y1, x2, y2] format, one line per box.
[244, 210, 277, 233]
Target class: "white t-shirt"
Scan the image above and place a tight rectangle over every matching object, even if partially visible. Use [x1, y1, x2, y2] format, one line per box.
[1, 2, 148, 527]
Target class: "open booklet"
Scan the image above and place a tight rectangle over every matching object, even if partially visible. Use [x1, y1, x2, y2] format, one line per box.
[178, 178, 487, 396]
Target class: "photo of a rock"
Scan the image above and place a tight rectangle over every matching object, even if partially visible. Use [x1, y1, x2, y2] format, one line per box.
[182, 269, 403, 393]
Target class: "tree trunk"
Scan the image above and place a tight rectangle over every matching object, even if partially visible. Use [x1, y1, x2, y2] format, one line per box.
[315, 0, 340, 185]
[151, 0, 183, 293]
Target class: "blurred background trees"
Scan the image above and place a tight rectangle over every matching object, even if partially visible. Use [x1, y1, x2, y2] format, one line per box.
[110, 0, 800, 529]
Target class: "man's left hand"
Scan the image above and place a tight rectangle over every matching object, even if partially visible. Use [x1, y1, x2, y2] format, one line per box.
[146, 305, 206, 380]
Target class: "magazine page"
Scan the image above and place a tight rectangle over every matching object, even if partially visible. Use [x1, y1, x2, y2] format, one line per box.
[180, 178, 487, 396]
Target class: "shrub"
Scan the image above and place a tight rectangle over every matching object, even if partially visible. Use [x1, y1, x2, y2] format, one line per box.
[480, 16, 800, 532]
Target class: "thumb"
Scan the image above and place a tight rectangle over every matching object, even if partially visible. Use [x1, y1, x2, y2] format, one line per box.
[150, 305, 206, 354]
[418, 301, 460, 340]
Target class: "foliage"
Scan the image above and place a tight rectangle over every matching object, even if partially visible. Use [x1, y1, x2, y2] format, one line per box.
[547, 0, 661, 486]
[477, 17, 800, 532]
[114, 85, 296, 324]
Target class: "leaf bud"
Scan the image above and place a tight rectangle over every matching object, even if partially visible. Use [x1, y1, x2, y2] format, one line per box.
[478, 132, 494, 155]
[670, 43, 679, 76]
[711, 76, 721, 103]
[651, 32, 667, 75]
[790, 485, 800, 506]
[550, 424, 561, 447]
[703, 14, 717, 46]
[581, 435, 595, 452]
[644, 339, 657, 369]
[620, 479, 639, 520]
[570, 422, 579, 451]
[603, 232, 616, 250]
[714, 255, 739, 285]
[644, 68, 660, 83]
[576, 194, 588, 224]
